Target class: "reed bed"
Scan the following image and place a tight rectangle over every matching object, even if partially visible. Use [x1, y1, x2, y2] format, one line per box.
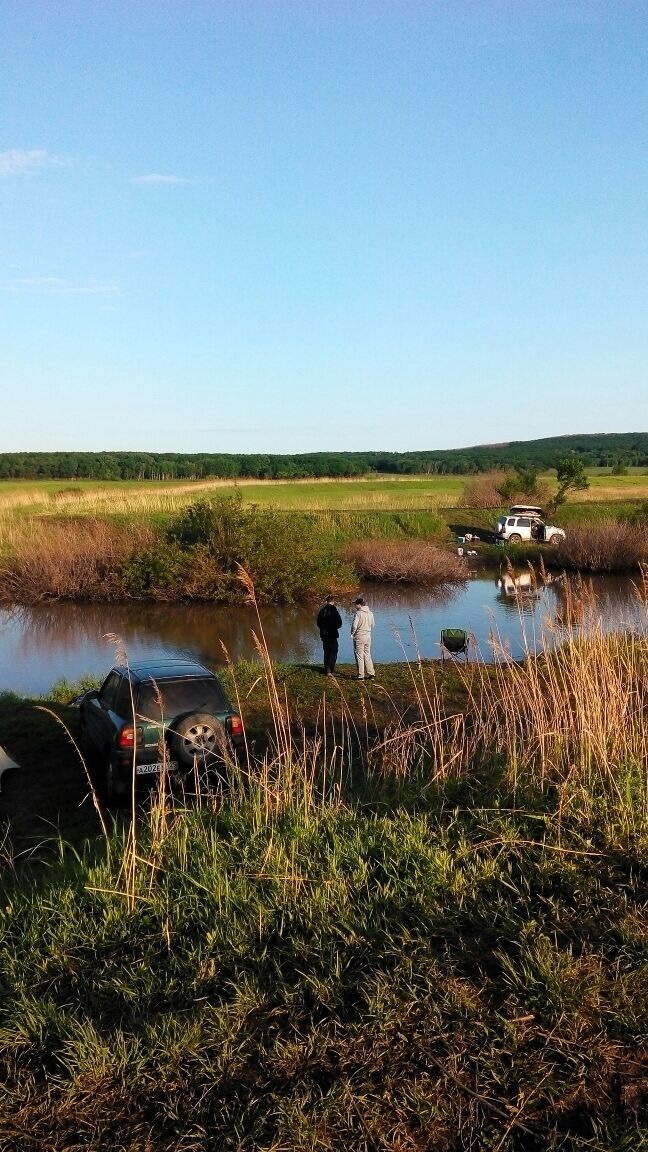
[0, 519, 153, 602]
[1, 579, 648, 1149]
[550, 519, 648, 572]
[0, 499, 346, 603]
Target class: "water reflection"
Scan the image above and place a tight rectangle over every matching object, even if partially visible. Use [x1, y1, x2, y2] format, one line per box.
[0, 574, 645, 696]
[495, 570, 543, 616]
[8, 601, 314, 665]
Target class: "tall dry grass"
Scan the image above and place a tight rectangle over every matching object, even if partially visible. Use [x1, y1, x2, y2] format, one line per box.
[344, 538, 466, 585]
[110, 568, 648, 835]
[460, 472, 508, 508]
[0, 519, 153, 601]
[482, 586, 648, 826]
[550, 520, 648, 572]
[461, 472, 553, 509]
[363, 579, 648, 834]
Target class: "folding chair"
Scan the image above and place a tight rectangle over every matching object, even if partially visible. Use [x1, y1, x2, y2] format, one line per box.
[440, 628, 469, 662]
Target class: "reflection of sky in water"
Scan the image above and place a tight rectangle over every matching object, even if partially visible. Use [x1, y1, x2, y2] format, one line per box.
[0, 575, 645, 696]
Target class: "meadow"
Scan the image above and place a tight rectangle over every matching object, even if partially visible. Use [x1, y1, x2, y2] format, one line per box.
[1, 469, 648, 520]
[2, 586, 648, 1150]
[0, 474, 465, 523]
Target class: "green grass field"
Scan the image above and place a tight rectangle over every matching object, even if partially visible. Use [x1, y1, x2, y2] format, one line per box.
[1, 470, 648, 521]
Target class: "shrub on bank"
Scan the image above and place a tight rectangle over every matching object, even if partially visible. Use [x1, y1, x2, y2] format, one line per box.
[345, 538, 466, 585]
[119, 495, 351, 603]
[117, 540, 189, 598]
[168, 494, 350, 602]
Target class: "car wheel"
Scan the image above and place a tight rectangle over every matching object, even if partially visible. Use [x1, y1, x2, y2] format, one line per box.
[548, 534, 561, 546]
[171, 713, 227, 768]
[508, 533, 522, 544]
[105, 755, 128, 807]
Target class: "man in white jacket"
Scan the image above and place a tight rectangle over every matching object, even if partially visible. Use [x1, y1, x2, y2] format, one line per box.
[350, 596, 375, 681]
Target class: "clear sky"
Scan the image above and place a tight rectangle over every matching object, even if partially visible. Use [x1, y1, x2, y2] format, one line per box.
[1, 0, 647, 454]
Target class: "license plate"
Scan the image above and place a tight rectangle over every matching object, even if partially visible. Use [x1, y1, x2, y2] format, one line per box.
[136, 760, 178, 776]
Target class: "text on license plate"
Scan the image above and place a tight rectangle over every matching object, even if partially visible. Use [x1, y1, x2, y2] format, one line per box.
[135, 760, 178, 776]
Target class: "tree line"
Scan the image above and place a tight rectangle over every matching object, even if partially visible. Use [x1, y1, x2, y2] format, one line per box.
[0, 433, 647, 481]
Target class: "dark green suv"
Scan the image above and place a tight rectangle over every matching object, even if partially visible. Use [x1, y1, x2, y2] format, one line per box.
[78, 659, 244, 803]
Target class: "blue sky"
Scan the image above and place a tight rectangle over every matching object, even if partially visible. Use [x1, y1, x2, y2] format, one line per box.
[1, 1, 647, 453]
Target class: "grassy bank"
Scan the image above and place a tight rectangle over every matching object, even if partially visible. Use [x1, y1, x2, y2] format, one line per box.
[3, 796, 648, 1151]
[0, 497, 457, 604]
[1, 476, 648, 604]
[2, 609, 648, 1149]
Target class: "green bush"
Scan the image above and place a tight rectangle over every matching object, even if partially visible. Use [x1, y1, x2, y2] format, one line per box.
[118, 541, 186, 597]
[165, 494, 349, 603]
[167, 492, 252, 562]
[48, 674, 101, 703]
[623, 500, 648, 528]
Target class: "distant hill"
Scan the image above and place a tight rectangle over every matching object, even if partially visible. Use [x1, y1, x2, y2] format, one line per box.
[428, 432, 648, 473]
[0, 433, 647, 481]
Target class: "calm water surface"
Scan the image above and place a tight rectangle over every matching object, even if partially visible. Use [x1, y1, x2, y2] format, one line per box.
[0, 575, 645, 696]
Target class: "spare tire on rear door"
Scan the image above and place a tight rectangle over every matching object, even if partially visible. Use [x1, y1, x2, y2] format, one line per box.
[171, 713, 228, 767]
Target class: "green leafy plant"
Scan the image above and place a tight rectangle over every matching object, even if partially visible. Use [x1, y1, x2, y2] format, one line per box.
[550, 456, 590, 510]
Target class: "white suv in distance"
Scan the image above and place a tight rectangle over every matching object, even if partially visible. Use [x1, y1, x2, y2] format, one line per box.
[496, 505, 566, 545]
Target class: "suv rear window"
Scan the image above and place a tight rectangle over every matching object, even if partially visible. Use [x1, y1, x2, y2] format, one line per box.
[115, 676, 134, 718]
[136, 677, 229, 722]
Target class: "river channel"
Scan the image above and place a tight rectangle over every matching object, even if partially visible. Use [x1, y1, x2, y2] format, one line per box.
[0, 574, 645, 697]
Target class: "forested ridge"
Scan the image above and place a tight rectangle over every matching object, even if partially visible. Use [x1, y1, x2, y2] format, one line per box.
[1, 432, 647, 480]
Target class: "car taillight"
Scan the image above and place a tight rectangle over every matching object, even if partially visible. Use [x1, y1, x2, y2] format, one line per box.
[117, 725, 143, 749]
[227, 715, 244, 736]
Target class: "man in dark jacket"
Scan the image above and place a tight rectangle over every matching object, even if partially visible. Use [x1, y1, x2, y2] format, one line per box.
[316, 596, 343, 675]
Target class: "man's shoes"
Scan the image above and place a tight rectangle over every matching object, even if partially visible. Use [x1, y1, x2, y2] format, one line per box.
[367, 675, 375, 680]
[357, 677, 365, 682]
